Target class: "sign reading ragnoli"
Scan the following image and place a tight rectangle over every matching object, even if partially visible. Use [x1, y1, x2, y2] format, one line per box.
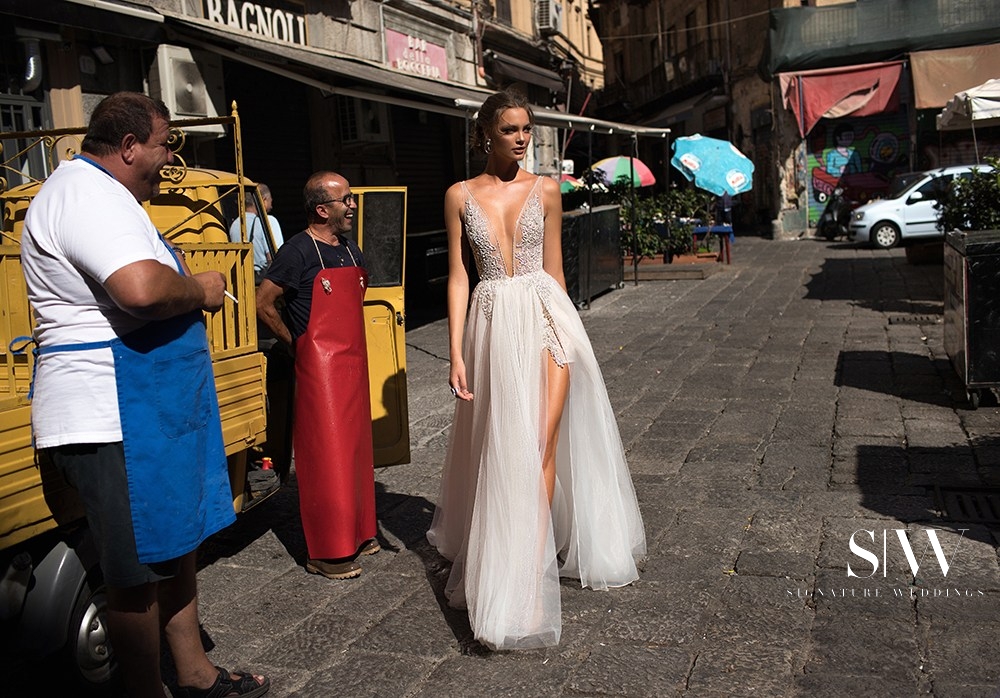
[385, 29, 448, 81]
[204, 0, 307, 46]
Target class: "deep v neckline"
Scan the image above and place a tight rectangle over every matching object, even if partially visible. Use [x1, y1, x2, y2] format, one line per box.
[465, 177, 541, 277]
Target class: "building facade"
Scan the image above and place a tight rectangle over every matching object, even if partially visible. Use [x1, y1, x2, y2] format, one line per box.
[1, 0, 608, 316]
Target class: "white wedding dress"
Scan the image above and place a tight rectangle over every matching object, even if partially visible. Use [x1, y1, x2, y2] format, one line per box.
[427, 176, 646, 650]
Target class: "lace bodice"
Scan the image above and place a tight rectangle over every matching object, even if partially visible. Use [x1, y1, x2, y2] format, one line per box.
[462, 177, 545, 281]
[461, 176, 566, 366]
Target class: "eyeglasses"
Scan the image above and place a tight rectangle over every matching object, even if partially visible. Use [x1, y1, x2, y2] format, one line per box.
[319, 193, 355, 207]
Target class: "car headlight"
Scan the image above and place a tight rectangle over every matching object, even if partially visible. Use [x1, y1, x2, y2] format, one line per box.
[853, 211, 866, 221]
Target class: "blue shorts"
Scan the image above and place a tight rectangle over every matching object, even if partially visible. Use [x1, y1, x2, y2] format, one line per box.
[48, 442, 180, 588]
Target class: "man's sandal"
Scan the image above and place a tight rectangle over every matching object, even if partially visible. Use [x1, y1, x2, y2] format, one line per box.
[175, 666, 270, 698]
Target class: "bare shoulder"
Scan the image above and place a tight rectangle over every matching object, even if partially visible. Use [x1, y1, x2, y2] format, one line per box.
[536, 174, 560, 196]
[444, 181, 467, 205]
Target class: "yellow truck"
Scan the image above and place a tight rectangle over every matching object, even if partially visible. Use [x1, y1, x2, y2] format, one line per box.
[0, 106, 409, 690]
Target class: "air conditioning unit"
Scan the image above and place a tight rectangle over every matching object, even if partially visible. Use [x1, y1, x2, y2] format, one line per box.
[536, 0, 563, 36]
[148, 45, 224, 137]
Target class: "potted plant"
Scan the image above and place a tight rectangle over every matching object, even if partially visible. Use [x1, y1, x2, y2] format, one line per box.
[937, 157, 1000, 233]
[935, 157, 1000, 407]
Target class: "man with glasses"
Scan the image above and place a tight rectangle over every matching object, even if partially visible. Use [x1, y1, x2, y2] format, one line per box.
[256, 171, 379, 580]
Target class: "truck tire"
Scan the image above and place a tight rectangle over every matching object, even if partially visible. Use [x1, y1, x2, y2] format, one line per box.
[65, 566, 119, 696]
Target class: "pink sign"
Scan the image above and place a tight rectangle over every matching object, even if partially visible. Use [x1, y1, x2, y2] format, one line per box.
[385, 29, 448, 81]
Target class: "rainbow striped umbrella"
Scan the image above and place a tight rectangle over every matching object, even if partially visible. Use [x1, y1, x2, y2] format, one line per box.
[589, 156, 656, 188]
[560, 174, 582, 193]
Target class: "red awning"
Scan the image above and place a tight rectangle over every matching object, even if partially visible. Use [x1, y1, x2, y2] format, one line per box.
[779, 61, 904, 137]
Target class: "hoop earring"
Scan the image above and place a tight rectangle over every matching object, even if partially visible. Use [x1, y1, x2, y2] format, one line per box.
[484, 138, 492, 154]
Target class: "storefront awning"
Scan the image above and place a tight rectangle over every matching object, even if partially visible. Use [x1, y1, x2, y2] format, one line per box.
[454, 99, 670, 138]
[645, 92, 728, 128]
[163, 15, 494, 118]
[2, 0, 165, 41]
[778, 61, 904, 137]
[911, 44, 1000, 110]
[484, 50, 565, 94]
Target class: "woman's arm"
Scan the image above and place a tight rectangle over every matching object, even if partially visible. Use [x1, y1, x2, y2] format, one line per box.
[540, 176, 567, 293]
[445, 183, 474, 401]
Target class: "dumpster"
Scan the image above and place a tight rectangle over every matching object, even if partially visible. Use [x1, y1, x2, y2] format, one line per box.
[943, 229, 1000, 408]
[562, 204, 623, 308]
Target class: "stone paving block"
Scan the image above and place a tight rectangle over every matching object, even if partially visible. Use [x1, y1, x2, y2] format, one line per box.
[685, 441, 764, 465]
[352, 586, 471, 659]
[595, 585, 714, 647]
[835, 417, 905, 438]
[905, 418, 972, 449]
[803, 617, 921, 684]
[566, 644, 692, 696]
[637, 551, 737, 587]
[926, 682, 1000, 698]
[794, 673, 928, 697]
[624, 437, 689, 475]
[413, 653, 573, 697]
[293, 650, 438, 698]
[760, 441, 831, 470]
[735, 549, 816, 579]
[699, 603, 812, 656]
[921, 621, 1000, 686]
[687, 645, 799, 695]
[907, 450, 978, 476]
[709, 410, 780, 442]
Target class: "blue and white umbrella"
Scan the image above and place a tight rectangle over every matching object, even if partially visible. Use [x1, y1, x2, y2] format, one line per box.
[670, 134, 754, 196]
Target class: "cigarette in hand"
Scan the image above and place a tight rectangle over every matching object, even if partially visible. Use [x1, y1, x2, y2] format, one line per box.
[224, 290, 239, 304]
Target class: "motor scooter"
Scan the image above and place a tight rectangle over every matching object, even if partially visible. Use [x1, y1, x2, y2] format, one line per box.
[817, 187, 852, 240]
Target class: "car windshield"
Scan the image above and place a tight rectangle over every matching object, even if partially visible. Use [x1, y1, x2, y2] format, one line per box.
[889, 172, 926, 198]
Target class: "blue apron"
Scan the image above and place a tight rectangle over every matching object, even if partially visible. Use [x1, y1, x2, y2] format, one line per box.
[23, 239, 235, 564]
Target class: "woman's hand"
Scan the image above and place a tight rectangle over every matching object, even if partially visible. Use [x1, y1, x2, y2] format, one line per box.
[449, 360, 474, 401]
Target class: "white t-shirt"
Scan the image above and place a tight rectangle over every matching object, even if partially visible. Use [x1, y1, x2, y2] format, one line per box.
[21, 157, 178, 447]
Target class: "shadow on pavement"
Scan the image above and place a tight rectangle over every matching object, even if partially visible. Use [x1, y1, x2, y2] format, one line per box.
[803, 256, 944, 316]
[856, 439, 1000, 549]
[373, 482, 485, 654]
[835, 350, 965, 408]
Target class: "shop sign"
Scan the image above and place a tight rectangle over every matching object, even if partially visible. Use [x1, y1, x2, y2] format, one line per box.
[204, 0, 307, 46]
[385, 29, 448, 81]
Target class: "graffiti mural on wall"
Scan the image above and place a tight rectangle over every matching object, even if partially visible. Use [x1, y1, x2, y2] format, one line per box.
[805, 115, 910, 226]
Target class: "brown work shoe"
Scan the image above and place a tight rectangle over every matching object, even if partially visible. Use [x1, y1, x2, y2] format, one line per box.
[306, 558, 362, 579]
[358, 538, 381, 556]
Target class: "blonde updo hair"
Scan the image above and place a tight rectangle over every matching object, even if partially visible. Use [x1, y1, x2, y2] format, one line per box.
[471, 89, 534, 154]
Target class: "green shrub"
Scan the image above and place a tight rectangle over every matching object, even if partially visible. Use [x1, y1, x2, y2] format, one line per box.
[937, 157, 1000, 232]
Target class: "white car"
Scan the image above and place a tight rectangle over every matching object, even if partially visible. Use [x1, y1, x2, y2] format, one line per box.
[849, 165, 989, 249]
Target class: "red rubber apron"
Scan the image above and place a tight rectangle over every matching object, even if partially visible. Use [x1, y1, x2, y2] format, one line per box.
[293, 237, 376, 560]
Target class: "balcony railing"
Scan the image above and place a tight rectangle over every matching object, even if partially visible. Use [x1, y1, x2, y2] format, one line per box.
[603, 40, 724, 109]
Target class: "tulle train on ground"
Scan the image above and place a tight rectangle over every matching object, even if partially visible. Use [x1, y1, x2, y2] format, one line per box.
[427, 271, 646, 650]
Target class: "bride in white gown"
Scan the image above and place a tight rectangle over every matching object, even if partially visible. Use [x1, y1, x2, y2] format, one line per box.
[426, 90, 646, 650]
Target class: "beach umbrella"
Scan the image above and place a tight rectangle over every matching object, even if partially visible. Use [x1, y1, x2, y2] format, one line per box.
[670, 134, 754, 196]
[589, 156, 656, 188]
[560, 174, 582, 193]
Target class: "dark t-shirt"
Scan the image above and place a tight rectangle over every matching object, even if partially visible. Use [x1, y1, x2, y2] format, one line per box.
[263, 230, 366, 341]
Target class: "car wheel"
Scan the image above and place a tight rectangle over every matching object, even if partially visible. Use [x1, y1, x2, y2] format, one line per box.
[871, 221, 900, 249]
[66, 567, 120, 696]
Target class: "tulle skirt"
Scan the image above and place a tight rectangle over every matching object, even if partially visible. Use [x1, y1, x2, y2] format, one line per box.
[427, 271, 646, 650]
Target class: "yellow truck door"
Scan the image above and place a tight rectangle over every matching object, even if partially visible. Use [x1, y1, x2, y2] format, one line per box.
[354, 187, 410, 466]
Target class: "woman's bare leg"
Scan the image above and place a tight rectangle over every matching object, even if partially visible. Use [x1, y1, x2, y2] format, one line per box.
[542, 354, 569, 506]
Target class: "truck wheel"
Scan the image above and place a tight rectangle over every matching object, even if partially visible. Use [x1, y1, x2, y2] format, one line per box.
[66, 568, 119, 695]
[871, 221, 900, 249]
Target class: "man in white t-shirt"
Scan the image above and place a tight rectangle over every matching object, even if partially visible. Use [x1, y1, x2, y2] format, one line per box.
[21, 92, 268, 698]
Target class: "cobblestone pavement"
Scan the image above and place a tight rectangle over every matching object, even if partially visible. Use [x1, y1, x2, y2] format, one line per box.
[41, 236, 1000, 696]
